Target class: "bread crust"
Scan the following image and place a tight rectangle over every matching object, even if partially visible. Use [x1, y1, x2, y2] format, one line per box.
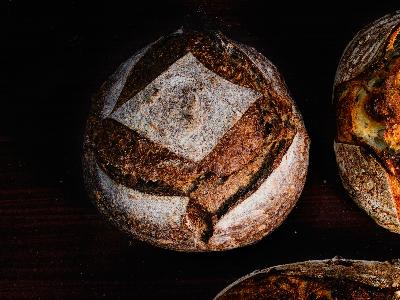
[334, 12, 400, 233]
[334, 142, 400, 232]
[83, 29, 309, 251]
[334, 11, 400, 86]
[215, 258, 400, 299]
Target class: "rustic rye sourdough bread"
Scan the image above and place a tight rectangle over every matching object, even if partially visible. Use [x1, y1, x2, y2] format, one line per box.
[334, 11, 400, 233]
[215, 258, 400, 299]
[83, 28, 309, 251]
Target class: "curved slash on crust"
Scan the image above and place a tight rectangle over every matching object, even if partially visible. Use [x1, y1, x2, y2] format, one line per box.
[334, 142, 400, 233]
[334, 11, 400, 87]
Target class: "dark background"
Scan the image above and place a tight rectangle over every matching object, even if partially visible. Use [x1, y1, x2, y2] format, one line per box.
[2, 1, 400, 299]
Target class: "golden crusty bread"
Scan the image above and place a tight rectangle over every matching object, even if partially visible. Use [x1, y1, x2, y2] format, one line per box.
[83, 28, 309, 251]
[215, 258, 400, 299]
[334, 11, 400, 233]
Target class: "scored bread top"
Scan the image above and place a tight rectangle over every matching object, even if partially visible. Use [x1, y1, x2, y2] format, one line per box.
[84, 28, 308, 250]
[86, 29, 304, 240]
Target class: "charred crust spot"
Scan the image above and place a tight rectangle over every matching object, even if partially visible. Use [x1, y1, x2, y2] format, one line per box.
[365, 93, 393, 121]
[217, 176, 229, 185]
[201, 213, 214, 243]
[134, 178, 186, 197]
[264, 122, 273, 135]
[186, 171, 215, 194]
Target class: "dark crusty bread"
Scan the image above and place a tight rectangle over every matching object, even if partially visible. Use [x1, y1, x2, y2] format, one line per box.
[334, 11, 400, 233]
[215, 258, 400, 299]
[83, 28, 309, 251]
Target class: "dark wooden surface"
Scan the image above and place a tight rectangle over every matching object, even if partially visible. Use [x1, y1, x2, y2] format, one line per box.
[3, 1, 400, 299]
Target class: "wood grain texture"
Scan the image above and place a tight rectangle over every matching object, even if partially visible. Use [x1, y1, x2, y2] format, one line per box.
[3, 1, 400, 299]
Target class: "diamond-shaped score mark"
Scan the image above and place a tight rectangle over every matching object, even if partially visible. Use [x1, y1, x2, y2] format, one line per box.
[110, 52, 261, 162]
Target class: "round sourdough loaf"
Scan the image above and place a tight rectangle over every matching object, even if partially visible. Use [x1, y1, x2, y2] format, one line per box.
[214, 258, 400, 299]
[334, 11, 400, 233]
[83, 28, 309, 251]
